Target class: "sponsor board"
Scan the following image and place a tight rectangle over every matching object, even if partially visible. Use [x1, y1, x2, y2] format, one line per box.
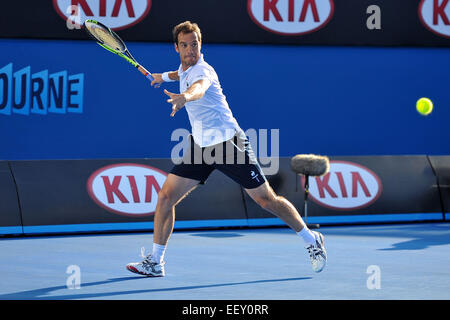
[53, 0, 152, 30]
[0, 1, 449, 46]
[302, 161, 382, 211]
[419, 0, 450, 38]
[2, 156, 445, 236]
[247, 0, 334, 35]
[87, 163, 167, 217]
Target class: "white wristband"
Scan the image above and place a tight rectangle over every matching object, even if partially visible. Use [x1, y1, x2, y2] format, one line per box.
[162, 72, 175, 82]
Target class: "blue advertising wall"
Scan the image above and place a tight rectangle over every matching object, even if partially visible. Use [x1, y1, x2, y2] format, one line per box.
[1, 38, 450, 160]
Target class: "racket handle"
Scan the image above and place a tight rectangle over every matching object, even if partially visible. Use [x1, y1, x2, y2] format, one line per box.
[137, 65, 154, 82]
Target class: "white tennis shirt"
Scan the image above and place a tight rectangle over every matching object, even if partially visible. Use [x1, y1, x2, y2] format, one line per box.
[177, 54, 241, 147]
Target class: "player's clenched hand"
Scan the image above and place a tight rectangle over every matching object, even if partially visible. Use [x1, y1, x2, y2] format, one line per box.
[150, 73, 163, 88]
[164, 89, 187, 117]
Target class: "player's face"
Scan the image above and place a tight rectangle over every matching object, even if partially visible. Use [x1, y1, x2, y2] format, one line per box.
[175, 32, 201, 70]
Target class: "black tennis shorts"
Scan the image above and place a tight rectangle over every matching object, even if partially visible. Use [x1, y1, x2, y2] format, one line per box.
[170, 130, 266, 189]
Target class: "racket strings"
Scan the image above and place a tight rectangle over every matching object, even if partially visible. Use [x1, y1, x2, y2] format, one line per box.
[85, 22, 125, 52]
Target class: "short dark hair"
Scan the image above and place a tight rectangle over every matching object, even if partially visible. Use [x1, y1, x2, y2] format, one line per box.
[172, 21, 202, 44]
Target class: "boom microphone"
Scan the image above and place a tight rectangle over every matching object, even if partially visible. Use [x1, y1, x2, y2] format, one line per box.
[290, 154, 330, 229]
[290, 154, 330, 177]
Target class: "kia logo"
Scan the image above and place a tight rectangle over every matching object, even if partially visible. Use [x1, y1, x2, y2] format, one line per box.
[302, 161, 382, 210]
[247, 0, 334, 35]
[419, 0, 450, 38]
[53, 0, 152, 30]
[87, 163, 167, 216]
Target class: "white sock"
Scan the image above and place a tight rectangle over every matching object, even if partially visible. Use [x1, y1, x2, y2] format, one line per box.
[297, 227, 316, 246]
[152, 243, 167, 264]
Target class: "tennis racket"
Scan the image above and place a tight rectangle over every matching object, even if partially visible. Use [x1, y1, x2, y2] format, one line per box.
[83, 19, 155, 83]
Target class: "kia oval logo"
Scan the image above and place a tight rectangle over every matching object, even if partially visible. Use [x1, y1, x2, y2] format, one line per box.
[419, 0, 450, 38]
[53, 0, 152, 30]
[302, 161, 382, 210]
[87, 163, 167, 217]
[247, 0, 334, 35]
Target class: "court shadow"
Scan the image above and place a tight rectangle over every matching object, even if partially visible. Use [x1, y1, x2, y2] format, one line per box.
[377, 234, 450, 251]
[0, 276, 311, 300]
[322, 223, 450, 251]
[0, 276, 142, 300]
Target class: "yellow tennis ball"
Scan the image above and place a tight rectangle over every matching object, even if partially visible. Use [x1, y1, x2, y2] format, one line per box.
[416, 97, 433, 116]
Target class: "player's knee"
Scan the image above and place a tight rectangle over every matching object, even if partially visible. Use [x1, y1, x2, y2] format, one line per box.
[157, 189, 174, 208]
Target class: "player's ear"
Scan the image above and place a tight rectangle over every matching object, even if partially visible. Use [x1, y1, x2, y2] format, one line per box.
[174, 42, 179, 53]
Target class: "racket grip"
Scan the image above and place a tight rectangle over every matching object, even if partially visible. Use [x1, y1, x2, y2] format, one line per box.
[137, 65, 154, 82]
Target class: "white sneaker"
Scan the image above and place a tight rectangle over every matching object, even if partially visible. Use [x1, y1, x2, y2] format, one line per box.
[305, 231, 327, 273]
[126, 247, 165, 277]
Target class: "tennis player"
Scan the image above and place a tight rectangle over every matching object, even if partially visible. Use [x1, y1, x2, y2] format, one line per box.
[126, 21, 327, 277]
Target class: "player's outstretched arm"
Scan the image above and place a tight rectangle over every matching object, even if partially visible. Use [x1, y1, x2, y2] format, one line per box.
[164, 79, 210, 117]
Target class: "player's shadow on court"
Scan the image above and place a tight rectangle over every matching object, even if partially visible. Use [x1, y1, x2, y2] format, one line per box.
[377, 233, 450, 251]
[323, 223, 450, 251]
[0, 276, 311, 300]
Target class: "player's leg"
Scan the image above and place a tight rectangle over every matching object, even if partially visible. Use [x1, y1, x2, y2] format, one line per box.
[127, 134, 214, 277]
[153, 173, 199, 246]
[126, 174, 199, 277]
[215, 130, 308, 233]
[244, 181, 306, 232]
[245, 182, 327, 272]
[216, 129, 327, 272]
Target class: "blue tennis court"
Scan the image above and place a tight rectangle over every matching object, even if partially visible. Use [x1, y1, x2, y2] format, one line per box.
[1, 222, 448, 300]
[1, 3, 450, 315]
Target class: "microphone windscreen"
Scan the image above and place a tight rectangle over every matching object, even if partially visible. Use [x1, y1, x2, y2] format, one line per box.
[290, 154, 330, 176]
